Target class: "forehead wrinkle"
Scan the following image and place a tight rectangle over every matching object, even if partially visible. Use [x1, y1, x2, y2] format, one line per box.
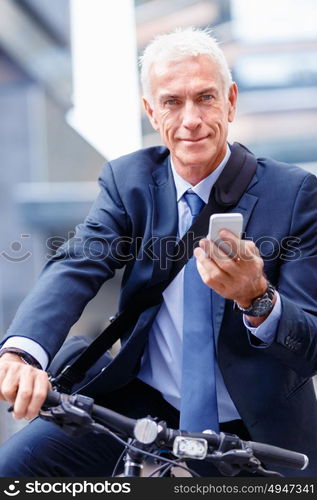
[151, 58, 222, 94]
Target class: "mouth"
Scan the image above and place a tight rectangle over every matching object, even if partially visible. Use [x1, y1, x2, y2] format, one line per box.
[180, 136, 208, 143]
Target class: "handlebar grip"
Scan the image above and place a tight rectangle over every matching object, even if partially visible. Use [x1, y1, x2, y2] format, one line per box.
[43, 389, 62, 407]
[247, 440, 309, 470]
[42, 389, 136, 437]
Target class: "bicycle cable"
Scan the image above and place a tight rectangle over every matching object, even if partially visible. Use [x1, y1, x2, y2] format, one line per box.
[147, 457, 187, 478]
[94, 423, 201, 477]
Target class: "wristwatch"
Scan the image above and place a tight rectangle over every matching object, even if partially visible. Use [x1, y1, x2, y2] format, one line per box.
[234, 282, 275, 317]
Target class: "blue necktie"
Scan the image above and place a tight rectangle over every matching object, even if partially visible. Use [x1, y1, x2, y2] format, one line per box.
[180, 191, 219, 433]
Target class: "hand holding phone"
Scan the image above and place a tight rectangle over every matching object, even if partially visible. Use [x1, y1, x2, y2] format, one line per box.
[207, 213, 243, 259]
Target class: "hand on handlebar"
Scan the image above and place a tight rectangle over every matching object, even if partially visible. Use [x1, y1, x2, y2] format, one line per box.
[0, 353, 51, 420]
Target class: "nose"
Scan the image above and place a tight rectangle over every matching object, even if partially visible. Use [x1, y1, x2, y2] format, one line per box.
[182, 101, 202, 130]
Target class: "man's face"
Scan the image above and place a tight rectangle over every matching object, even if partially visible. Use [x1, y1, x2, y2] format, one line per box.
[143, 54, 238, 182]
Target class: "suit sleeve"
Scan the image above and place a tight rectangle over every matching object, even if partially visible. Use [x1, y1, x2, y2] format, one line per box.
[2, 163, 132, 360]
[265, 173, 317, 377]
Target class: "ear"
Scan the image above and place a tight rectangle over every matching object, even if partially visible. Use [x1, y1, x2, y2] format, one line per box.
[227, 82, 238, 123]
[143, 97, 160, 131]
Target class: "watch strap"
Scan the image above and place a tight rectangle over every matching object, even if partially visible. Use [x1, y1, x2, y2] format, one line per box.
[234, 282, 275, 317]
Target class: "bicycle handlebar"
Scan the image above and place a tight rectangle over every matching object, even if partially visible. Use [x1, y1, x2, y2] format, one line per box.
[43, 389, 136, 436]
[43, 390, 309, 472]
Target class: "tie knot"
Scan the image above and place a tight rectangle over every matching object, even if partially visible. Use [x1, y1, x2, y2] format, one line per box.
[184, 191, 205, 218]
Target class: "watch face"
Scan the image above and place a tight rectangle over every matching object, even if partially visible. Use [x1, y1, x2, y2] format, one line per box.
[235, 283, 275, 316]
[254, 299, 271, 315]
[248, 297, 273, 317]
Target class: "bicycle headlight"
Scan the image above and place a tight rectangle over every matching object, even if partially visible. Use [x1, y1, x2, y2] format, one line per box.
[173, 436, 208, 460]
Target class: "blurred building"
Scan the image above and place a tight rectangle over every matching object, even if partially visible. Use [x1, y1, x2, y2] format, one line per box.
[0, 0, 121, 442]
[136, 0, 317, 175]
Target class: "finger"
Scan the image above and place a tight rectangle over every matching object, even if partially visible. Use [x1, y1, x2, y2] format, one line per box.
[12, 365, 35, 419]
[219, 230, 259, 262]
[0, 357, 22, 400]
[194, 244, 221, 270]
[0, 364, 20, 404]
[218, 229, 240, 255]
[199, 239, 238, 269]
[25, 371, 51, 420]
[0, 362, 7, 400]
[214, 239, 238, 260]
[194, 246, 231, 292]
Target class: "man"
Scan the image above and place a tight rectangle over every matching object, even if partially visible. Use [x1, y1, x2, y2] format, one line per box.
[0, 27, 316, 477]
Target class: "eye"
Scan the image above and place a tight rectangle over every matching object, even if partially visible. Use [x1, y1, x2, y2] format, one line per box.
[199, 94, 214, 102]
[164, 98, 179, 106]
[165, 99, 177, 106]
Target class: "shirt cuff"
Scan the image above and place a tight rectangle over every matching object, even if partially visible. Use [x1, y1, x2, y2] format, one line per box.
[0, 337, 49, 370]
[243, 292, 282, 347]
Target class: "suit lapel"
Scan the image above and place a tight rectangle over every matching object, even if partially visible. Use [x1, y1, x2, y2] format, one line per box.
[149, 156, 178, 285]
[232, 191, 258, 234]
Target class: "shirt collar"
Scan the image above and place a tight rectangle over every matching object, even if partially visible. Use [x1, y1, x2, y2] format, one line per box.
[170, 144, 231, 204]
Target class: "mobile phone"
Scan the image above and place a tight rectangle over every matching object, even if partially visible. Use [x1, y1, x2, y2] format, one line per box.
[207, 213, 243, 259]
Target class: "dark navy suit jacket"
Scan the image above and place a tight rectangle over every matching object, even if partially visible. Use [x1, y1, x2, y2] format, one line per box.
[4, 143, 317, 475]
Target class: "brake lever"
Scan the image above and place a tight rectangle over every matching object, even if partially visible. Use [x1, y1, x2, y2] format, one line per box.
[40, 400, 96, 437]
[208, 448, 261, 476]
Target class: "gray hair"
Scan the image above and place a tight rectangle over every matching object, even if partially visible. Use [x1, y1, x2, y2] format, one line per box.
[139, 27, 233, 103]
